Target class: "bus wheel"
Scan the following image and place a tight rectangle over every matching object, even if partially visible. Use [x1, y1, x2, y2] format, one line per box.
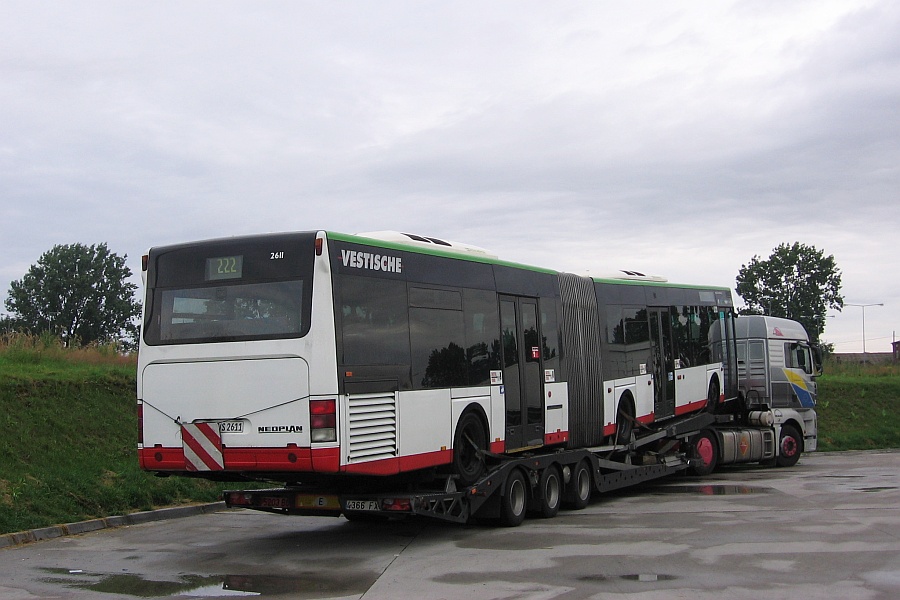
[533, 465, 562, 519]
[688, 429, 718, 476]
[615, 394, 635, 445]
[563, 459, 592, 510]
[500, 469, 529, 527]
[453, 411, 488, 486]
[706, 377, 720, 412]
[775, 425, 803, 468]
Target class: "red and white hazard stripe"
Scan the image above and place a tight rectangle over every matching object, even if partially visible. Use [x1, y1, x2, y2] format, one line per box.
[181, 422, 224, 471]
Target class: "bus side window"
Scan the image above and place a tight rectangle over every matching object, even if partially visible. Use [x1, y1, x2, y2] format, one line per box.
[464, 288, 501, 386]
[339, 276, 410, 366]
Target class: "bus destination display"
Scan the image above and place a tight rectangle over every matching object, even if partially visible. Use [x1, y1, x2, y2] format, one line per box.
[206, 255, 243, 281]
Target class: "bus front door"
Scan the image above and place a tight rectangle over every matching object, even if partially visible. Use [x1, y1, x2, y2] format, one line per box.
[649, 307, 676, 419]
[500, 296, 545, 452]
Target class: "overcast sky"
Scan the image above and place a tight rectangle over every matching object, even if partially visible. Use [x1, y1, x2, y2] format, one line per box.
[2, 1, 898, 352]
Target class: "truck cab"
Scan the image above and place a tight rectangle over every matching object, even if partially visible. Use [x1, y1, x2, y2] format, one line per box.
[733, 315, 820, 458]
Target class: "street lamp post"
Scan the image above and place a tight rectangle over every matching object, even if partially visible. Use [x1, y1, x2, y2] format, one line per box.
[845, 303, 884, 354]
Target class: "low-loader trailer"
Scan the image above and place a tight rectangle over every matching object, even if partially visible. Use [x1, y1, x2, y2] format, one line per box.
[224, 406, 804, 526]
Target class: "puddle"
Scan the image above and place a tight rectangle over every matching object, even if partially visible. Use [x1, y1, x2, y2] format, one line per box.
[856, 486, 898, 493]
[578, 573, 678, 583]
[648, 484, 769, 496]
[40, 569, 377, 598]
[620, 573, 678, 582]
[40, 573, 223, 598]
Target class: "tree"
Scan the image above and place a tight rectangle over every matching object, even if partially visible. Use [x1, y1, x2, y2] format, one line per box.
[4, 243, 141, 349]
[735, 242, 842, 343]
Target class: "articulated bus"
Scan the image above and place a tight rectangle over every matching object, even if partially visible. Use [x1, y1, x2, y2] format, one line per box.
[137, 230, 739, 487]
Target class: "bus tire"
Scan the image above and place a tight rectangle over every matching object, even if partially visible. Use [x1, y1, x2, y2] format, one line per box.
[688, 429, 718, 476]
[563, 459, 592, 510]
[615, 393, 635, 445]
[775, 424, 803, 468]
[452, 410, 488, 486]
[533, 465, 562, 519]
[500, 469, 529, 527]
[706, 376, 720, 412]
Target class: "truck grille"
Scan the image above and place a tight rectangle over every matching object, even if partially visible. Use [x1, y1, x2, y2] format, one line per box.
[347, 393, 398, 462]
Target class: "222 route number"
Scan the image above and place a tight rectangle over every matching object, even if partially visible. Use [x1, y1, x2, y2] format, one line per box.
[206, 255, 243, 281]
[216, 256, 238, 274]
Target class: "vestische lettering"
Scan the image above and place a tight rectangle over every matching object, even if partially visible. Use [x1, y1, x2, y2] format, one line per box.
[341, 249, 402, 274]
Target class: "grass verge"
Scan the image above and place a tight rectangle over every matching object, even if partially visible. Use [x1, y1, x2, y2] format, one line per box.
[0, 335, 230, 535]
[816, 359, 900, 451]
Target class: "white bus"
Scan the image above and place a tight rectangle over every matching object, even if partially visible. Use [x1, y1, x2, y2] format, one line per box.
[137, 230, 739, 486]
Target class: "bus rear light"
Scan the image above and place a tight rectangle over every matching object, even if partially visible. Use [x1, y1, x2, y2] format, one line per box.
[315, 237, 323, 256]
[311, 429, 336, 443]
[310, 399, 337, 443]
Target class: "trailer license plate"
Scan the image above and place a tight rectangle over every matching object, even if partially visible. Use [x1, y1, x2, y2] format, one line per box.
[219, 421, 243, 433]
[345, 500, 379, 511]
[258, 496, 289, 508]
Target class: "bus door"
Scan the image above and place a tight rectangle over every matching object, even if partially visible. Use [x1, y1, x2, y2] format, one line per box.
[649, 308, 676, 419]
[499, 295, 545, 451]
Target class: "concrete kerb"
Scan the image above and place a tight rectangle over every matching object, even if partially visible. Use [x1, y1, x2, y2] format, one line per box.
[0, 502, 226, 549]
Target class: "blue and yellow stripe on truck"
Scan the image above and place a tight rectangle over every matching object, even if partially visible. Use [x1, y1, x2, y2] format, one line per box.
[783, 369, 815, 408]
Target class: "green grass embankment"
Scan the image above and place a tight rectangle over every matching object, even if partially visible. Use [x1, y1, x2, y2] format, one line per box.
[0, 336, 228, 536]
[816, 360, 900, 451]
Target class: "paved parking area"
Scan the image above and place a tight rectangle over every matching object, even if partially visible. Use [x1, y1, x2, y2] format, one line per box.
[1, 450, 898, 599]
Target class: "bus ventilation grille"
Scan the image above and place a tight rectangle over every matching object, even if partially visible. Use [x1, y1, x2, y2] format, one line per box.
[347, 393, 398, 462]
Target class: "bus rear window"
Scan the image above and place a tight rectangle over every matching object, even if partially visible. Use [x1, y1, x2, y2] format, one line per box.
[147, 280, 305, 344]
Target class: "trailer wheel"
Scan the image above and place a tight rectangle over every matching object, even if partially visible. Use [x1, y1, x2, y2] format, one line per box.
[563, 459, 592, 510]
[775, 424, 803, 468]
[453, 410, 488, 486]
[532, 465, 562, 519]
[500, 469, 529, 527]
[688, 429, 718, 476]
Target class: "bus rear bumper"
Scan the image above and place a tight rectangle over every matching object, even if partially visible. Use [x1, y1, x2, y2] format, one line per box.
[138, 446, 341, 473]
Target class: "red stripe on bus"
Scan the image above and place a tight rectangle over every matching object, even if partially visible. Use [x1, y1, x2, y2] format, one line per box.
[675, 399, 707, 416]
[341, 449, 452, 476]
[544, 431, 569, 445]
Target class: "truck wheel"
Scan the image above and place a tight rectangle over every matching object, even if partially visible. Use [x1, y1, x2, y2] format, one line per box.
[500, 469, 529, 527]
[775, 424, 803, 468]
[563, 459, 592, 510]
[688, 429, 718, 476]
[453, 411, 488, 486]
[533, 465, 562, 519]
